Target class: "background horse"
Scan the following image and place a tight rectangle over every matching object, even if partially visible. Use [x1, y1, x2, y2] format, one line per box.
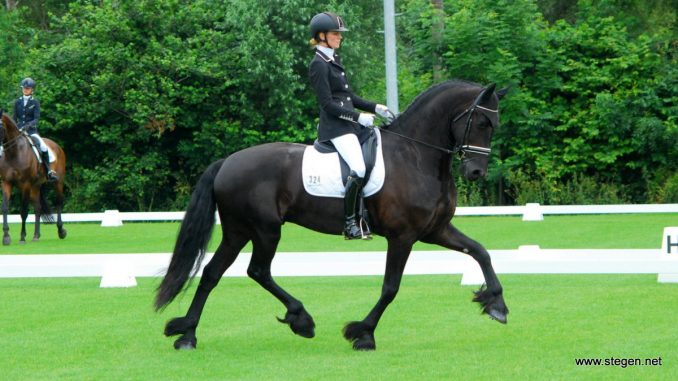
[156, 80, 508, 351]
[0, 112, 67, 245]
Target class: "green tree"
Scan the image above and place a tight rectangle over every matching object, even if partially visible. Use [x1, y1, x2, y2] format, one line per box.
[24, 0, 385, 211]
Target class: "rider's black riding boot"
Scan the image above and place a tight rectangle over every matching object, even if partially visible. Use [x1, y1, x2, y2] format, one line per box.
[41, 150, 57, 182]
[343, 171, 367, 240]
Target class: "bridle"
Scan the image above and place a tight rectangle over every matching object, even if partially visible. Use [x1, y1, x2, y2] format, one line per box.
[451, 103, 498, 158]
[0, 118, 25, 151]
[377, 97, 498, 158]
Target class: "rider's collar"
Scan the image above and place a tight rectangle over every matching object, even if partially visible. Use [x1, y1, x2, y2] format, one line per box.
[316, 45, 335, 61]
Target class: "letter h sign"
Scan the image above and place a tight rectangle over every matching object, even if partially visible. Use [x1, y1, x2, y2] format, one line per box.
[663, 227, 678, 254]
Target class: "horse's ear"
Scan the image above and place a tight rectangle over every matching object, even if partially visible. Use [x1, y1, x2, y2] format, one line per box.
[496, 86, 510, 99]
[478, 83, 496, 104]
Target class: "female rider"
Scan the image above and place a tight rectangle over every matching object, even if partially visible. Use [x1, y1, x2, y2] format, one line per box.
[308, 12, 391, 240]
[13, 77, 58, 182]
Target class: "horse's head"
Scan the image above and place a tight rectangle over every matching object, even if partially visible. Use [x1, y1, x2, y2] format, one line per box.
[450, 83, 507, 181]
[0, 112, 19, 139]
[0, 111, 5, 146]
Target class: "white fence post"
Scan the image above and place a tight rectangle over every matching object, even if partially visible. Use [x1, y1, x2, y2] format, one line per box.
[522, 203, 544, 221]
[99, 262, 137, 288]
[101, 210, 123, 227]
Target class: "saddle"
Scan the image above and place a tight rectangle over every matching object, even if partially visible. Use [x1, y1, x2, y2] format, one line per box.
[312, 128, 379, 186]
[307, 129, 382, 235]
[24, 133, 53, 164]
[302, 128, 385, 199]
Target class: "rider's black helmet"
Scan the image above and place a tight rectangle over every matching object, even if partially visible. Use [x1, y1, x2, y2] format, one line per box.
[20, 78, 36, 89]
[310, 12, 349, 40]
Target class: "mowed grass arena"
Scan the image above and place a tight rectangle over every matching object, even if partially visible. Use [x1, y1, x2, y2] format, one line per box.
[1, 214, 676, 380]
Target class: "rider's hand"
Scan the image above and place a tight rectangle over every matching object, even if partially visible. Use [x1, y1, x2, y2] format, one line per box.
[375, 104, 394, 122]
[375, 104, 390, 117]
[357, 113, 374, 127]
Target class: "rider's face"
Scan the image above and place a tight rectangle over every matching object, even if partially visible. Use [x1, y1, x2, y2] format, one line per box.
[324, 31, 343, 49]
[22, 87, 33, 96]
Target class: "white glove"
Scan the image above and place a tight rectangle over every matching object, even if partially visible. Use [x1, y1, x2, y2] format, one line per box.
[357, 113, 374, 127]
[375, 104, 390, 118]
[375, 104, 394, 123]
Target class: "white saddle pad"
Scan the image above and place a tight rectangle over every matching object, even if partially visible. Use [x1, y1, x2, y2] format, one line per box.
[302, 129, 385, 198]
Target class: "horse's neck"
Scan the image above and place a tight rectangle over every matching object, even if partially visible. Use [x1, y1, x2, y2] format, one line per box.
[2, 129, 29, 160]
[382, 130, 454, 183]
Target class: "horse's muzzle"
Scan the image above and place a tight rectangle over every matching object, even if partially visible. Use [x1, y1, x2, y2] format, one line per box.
[461, 158, 487, 181]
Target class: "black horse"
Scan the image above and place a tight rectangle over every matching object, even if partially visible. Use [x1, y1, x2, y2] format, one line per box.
[156, 80, 509, 351]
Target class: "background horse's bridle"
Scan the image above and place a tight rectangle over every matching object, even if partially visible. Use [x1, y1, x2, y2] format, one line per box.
[0, 124, 26, 151]
[377, 96, 498, 158]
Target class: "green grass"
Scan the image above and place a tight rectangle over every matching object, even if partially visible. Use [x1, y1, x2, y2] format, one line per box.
[1, 275, 675, 380]
[0, 213, 676, 254]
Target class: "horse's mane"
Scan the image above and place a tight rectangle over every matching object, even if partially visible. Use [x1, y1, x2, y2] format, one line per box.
[1, 112, 18, 131]
[387, 79, 479, 127]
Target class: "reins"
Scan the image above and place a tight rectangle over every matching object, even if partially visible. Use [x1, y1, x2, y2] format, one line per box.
[376, 125, 458, 155]
[1, 128, 27, 151]
[0, 117, 25, 151]
[376, 101, 498, 158]
[2, 134, 24, 151]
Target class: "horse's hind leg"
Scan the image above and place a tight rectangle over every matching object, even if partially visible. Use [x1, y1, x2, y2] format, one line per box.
[424, 224, 508, 323]
[55, 181, 67, 239]
[164, 233, 248, 350]
[248, 223, 315, 339]
[19, 190, 30, 244]
[1, 183, 11, 245]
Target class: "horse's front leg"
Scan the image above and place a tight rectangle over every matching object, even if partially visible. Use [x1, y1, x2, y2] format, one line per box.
[423, 223, 508, 324]
[1, 183, 11, 245]
[343, 238, 413, 351]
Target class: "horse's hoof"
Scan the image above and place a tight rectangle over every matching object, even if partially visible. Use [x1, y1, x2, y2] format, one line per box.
[487, 308, 508, 324]
[352, 336, 376, 351]
[58, 229, 67, 239]
[173, 336, 197, 350]
[343, 321, 376, 350]
[277, 309, 316, 338]
[32, 237, 39, 242]
[19, 240, 26, 245]
[2, 237, 9, 246]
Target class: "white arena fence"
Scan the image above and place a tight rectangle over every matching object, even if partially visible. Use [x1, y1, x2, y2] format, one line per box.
[4, 203, 678, 225]
[1, 204, 677, 286]
[0, 248, 676, 287]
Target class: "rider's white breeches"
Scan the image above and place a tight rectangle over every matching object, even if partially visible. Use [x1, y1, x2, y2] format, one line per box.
[331, 133, 366, 178]
[30, 134, 55, 162]
[31, 134, 48, 151]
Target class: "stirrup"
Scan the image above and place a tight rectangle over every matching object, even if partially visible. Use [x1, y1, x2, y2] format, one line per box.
[47, 170, 58, 182]
[343, 220, 364, 240]
[358, 217, 372, 240]
[344, 220, 372, 240]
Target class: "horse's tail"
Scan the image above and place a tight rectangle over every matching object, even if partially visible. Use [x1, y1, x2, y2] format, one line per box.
[155, 159, 225, 311]
[39, 183, 55, 223]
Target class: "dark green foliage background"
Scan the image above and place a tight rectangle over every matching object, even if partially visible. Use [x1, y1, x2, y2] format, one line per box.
[1, 0, 676, 211]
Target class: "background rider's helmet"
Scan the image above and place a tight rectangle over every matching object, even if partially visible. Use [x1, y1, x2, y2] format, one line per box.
[20, 78, 36, 89]
[309, 12, 349, 40]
